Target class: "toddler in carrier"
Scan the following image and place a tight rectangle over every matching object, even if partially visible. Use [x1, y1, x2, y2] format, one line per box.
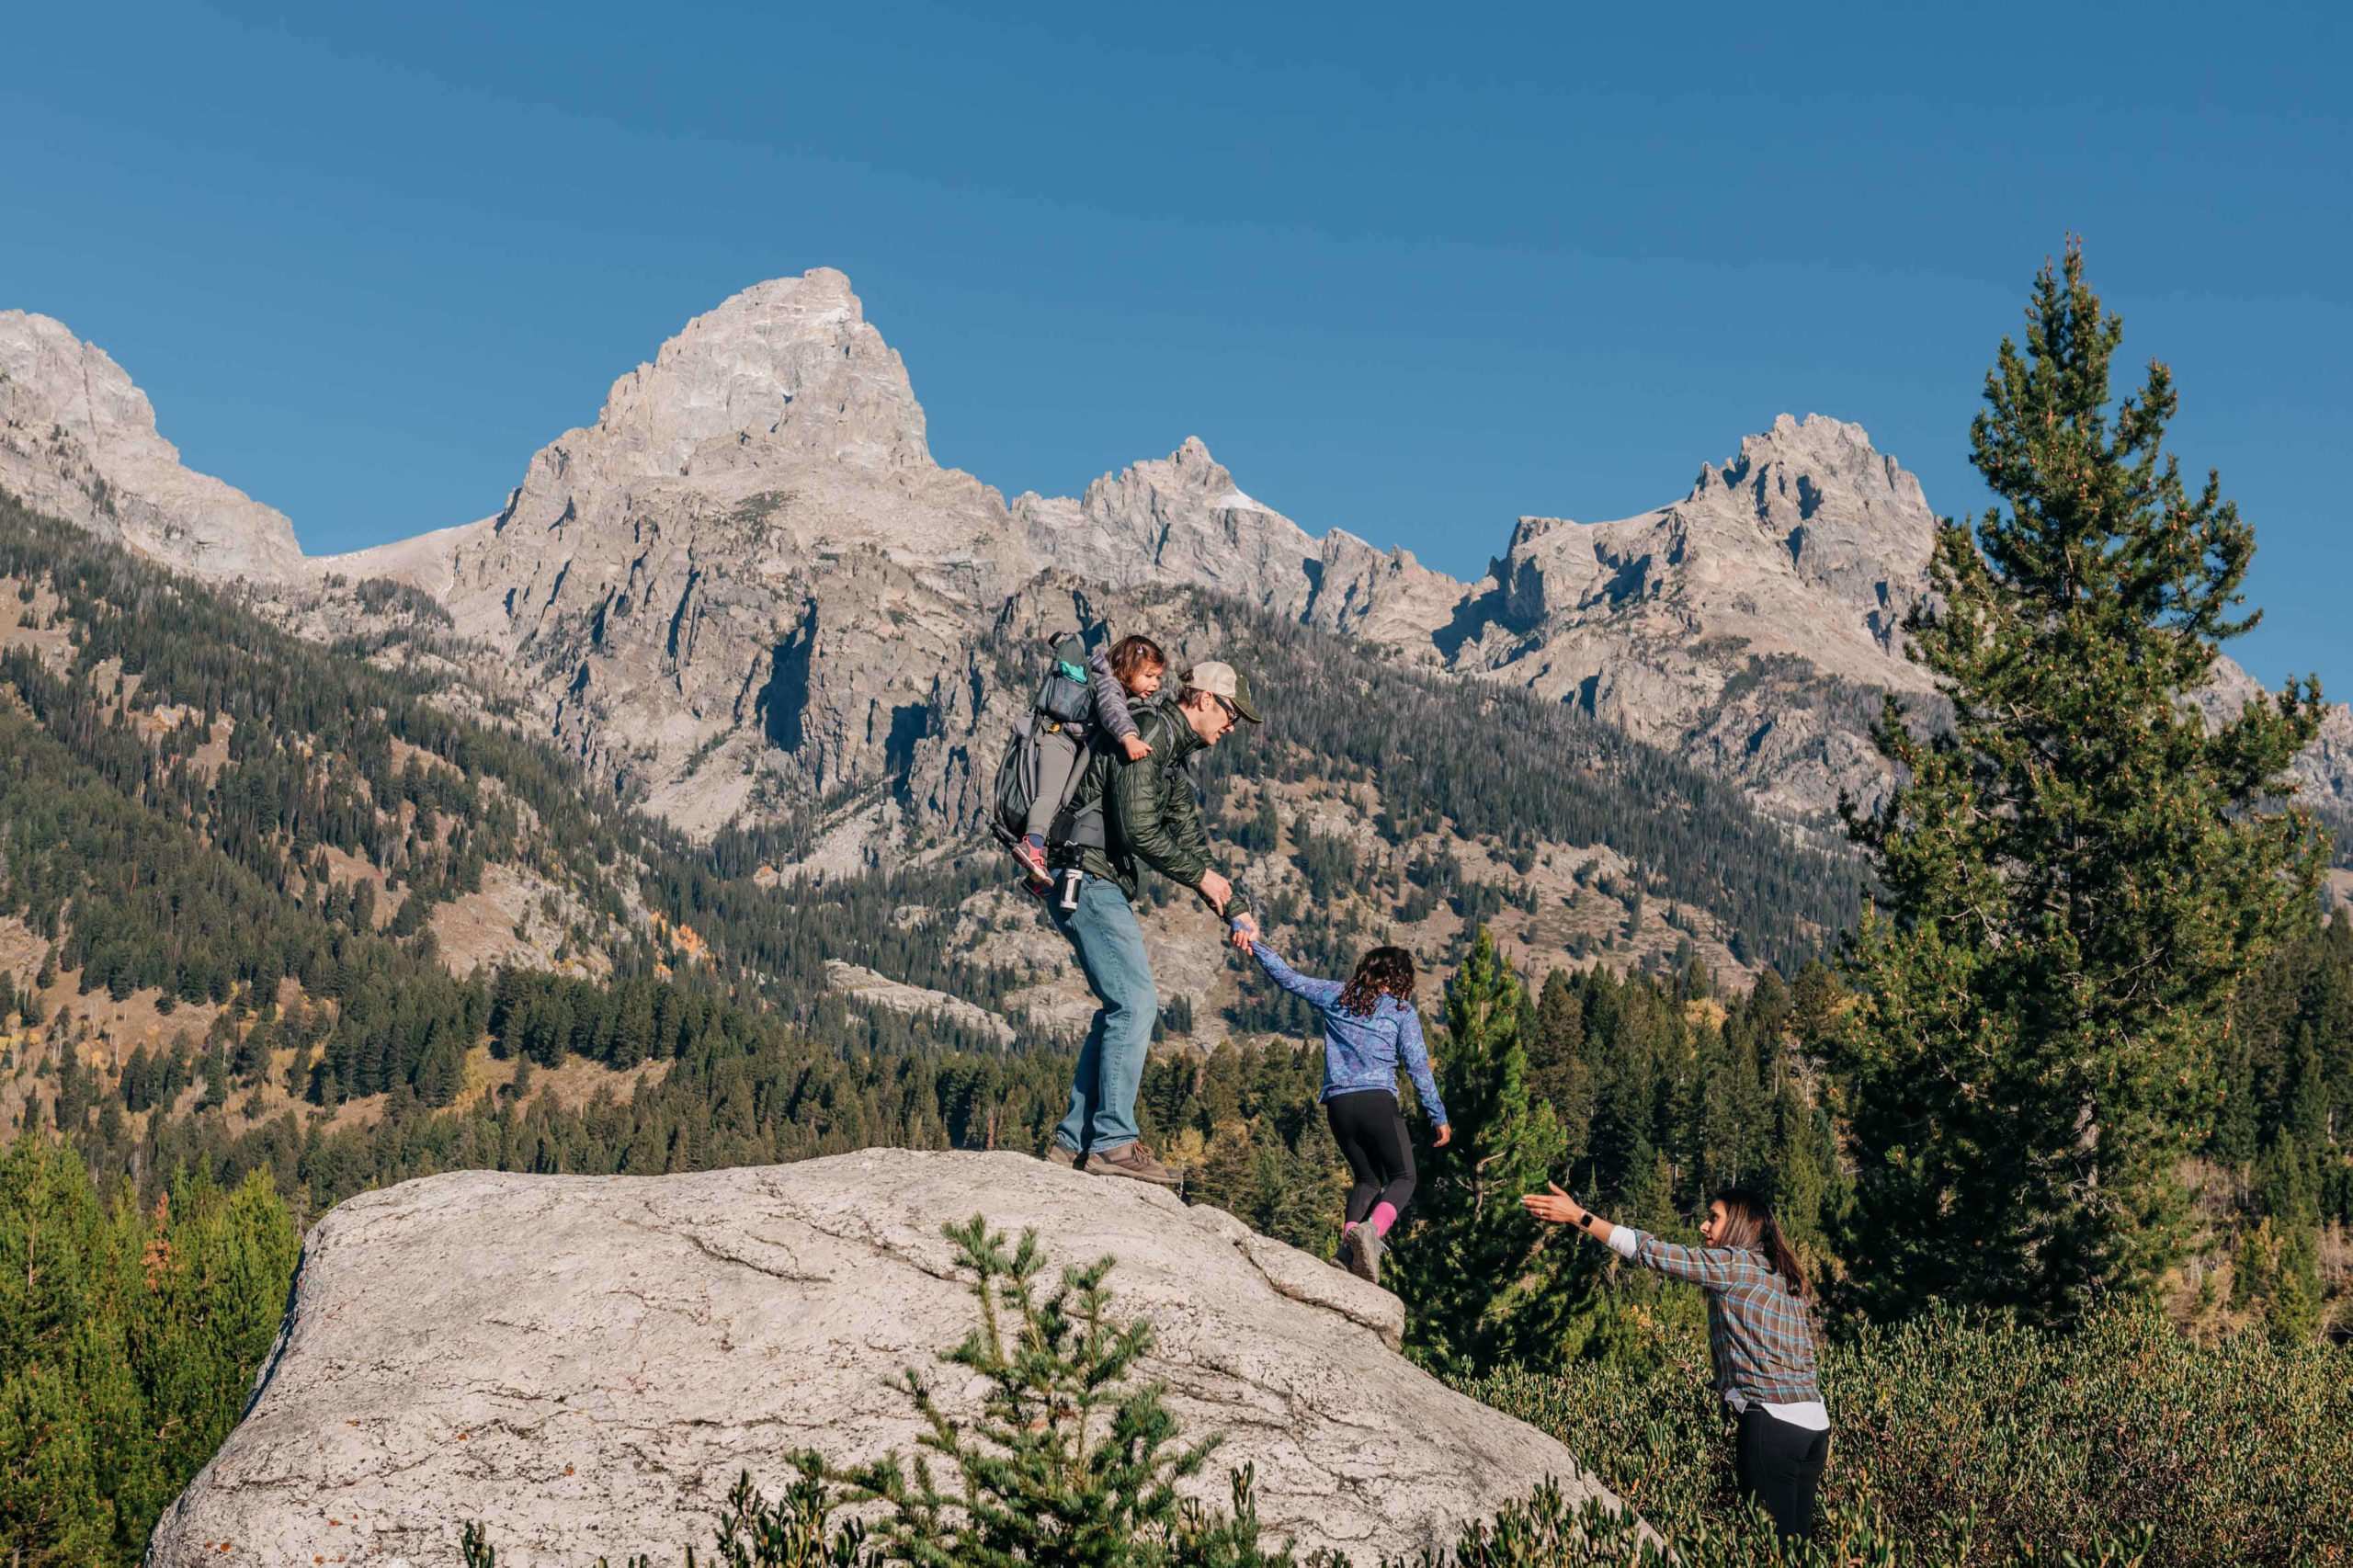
[1013, 632, 1166, 885]
[1231, 923, 1451, 1285]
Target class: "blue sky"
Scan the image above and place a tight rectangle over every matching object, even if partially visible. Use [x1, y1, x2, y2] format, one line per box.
[5, 1, 2347, 694]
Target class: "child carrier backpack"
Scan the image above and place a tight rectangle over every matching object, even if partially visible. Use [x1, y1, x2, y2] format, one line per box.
[986, 632, 1110, 858]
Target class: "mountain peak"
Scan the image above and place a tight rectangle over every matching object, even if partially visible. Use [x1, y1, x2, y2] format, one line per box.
[0, 309, 304, 581]
[1690, 413, 1920, 512]
[590, 267, 932, 479]
[1011, 438, 1323, 612]
[1458, 412, 1938, 746]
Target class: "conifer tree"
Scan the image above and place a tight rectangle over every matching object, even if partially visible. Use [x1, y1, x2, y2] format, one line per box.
[2247, 1135, 2324, 1344]
[1389, 927, 1571, 1375]
[814, 1216, 1292, 1568]
[1836, 244, 2328, 1323]
[0, 1138, 298, 1565]
[1527, 969, 1594, 1176]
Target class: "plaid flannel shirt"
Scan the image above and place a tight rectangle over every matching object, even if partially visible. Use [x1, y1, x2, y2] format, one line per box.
[1631, 1233, 1821, 1407]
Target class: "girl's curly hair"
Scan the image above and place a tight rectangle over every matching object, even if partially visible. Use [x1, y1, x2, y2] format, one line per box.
[1335, 946, 1415, 1017]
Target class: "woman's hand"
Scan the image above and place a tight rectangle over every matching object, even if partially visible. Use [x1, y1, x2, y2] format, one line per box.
[1432, 1122, 1452, 1148]
[1120, 734, 1152, 762]
[1520, 1181, 1586, 1227]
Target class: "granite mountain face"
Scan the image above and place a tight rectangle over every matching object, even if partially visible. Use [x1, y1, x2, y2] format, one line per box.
[1007, 434, 1472, 649]
[1433, 413, 1949, 820]
[316, 268, 1961, 843]
[9, 271, 2347, 862]
[316, 268, 1539, 847]
[0, 309, 306, 582]
[397, 268, 1033, 837]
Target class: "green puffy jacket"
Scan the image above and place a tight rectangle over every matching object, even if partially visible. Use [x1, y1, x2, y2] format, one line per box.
[1058, 699, 1252, 916]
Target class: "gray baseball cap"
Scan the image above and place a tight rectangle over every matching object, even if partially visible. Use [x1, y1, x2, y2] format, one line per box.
[1183, 661, 1262, 723]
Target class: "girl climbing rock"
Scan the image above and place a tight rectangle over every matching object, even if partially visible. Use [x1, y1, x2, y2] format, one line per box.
[1232, 922, 1449, 1285]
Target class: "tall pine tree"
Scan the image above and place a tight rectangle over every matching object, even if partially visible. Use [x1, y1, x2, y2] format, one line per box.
[1836, 243, 2327, 1323]
[1390, 927, 1572, 1374]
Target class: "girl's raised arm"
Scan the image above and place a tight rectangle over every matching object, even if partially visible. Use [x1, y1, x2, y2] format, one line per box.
[1247, 940, 1343, 1007]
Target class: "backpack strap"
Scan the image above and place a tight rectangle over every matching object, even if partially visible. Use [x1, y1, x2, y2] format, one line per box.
[1047, 731, 1108, 850]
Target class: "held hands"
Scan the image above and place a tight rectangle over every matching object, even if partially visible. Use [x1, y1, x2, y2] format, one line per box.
[1198, 869, 1233, 914]
[1228, 912, 1259, 951]
[1520, 1181, 1586, 1227]
[1120, 734, 1152, 762]
[1433, 1122, 1452, 1148]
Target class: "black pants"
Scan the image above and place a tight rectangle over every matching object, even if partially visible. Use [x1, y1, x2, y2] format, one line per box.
[1326, 1090, 1415, 1227]
[1734, 1406, 1829, 1542]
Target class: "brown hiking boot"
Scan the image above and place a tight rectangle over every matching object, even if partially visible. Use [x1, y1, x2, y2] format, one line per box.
[1087, 1141, 1184, 1190]
[1043, 1140, 1086, 1171]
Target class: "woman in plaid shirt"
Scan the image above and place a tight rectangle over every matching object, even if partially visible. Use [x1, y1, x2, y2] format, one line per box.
[1523, 1182, 1830, 1542]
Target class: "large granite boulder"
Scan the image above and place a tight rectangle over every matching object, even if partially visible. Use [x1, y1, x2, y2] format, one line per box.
[148, 1149, 1628, 1565]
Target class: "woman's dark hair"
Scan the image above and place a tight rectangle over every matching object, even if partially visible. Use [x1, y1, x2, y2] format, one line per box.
[1335, 946, 1415, 1017]
[1712, 1186, 1812, 1299]
[1108, 635, 1166, 686]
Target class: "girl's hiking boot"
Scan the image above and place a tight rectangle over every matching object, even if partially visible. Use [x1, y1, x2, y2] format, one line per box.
[1347, 1224, 1382, 1286]
[1014, 835, 1051, 887]
[1088, 1141, 1184, 1190]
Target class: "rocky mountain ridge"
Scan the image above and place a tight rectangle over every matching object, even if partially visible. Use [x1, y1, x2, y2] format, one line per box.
[9, 272, 2347, 853]
[301, 267, 1971, 837]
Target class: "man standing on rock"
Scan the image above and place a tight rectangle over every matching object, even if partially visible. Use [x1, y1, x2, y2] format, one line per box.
[1042, 660, 1261, 1187]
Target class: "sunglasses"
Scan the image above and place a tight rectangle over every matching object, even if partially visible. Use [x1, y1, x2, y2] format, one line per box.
[1211, 695, 1239, 722]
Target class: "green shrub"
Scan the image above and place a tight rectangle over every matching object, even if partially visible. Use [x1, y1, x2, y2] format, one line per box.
[1465, 1307, 2353, 1567]
[801, 1213, 1298, 1567]
[1411, 1483, 2160, 1568]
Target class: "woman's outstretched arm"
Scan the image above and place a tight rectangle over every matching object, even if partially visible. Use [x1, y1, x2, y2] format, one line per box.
[1523, 1183, 1623, 1247]
[1522, 1186, 1774, 1287]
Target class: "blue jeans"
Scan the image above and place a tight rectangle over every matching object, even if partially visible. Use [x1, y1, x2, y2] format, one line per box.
[1050, 875, 1158, 1154]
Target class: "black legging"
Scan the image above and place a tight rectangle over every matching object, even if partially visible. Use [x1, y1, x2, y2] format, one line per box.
[1734, 1406, 1829, 1541]
[1325, 1089, 1415, 1226]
